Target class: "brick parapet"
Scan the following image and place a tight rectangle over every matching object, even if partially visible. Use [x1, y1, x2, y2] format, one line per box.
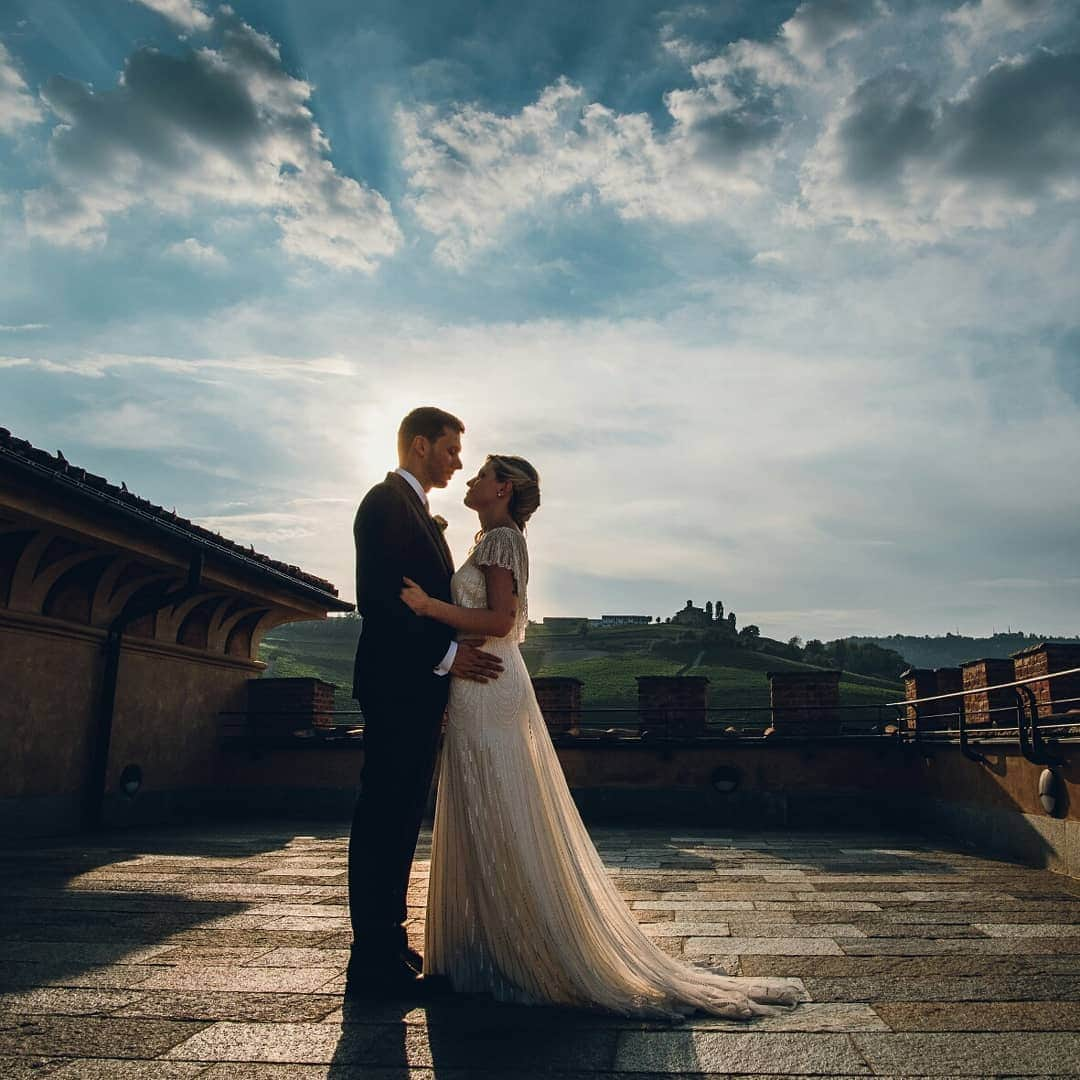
[960, 658, 1016, 727]
[531, 677, 583, 734]
[768, 670, 841, 732]
[636, 676, 709, 737]
[248, 677, 336, 733]
[1012, 642, 1080, 719]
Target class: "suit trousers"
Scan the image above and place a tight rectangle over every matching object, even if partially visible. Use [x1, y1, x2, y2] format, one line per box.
[347, 678, 446, 963]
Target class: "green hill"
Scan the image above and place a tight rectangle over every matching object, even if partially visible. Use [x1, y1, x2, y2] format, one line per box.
[259, 620, 359, 708]
[852, 632, 1080, 670]
[260, 616, 901, 716]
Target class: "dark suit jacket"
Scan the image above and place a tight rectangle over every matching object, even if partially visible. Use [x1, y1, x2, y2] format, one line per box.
[352, 472, 455, 703]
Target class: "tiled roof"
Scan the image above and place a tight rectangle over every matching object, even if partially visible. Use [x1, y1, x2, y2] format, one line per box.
[0, 426, 349, 604]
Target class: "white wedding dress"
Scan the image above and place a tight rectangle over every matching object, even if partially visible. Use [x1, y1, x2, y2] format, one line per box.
[425, 526, 807, 1019]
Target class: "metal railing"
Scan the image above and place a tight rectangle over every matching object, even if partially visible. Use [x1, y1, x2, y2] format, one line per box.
[894, 666, 1080, 765]
[219, 667, 1080, 760]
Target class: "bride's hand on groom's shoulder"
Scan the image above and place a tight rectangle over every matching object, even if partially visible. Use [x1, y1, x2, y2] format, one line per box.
[400, 577, 430, 615]
[451, 639, 503, 683]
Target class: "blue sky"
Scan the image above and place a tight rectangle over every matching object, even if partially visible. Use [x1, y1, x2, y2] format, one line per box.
[2, 0, 1078, 638]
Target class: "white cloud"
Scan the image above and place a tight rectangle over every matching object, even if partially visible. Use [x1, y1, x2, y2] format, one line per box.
[194, 509, 318, 547]
[64, 401, 195, 451]
[4, 350, 354, 380]
[781, 0, 888, 70]
[798, 47, 1080, 241]
[400, 65, 786, 266]
[24, 14, 401, 271]
[398, 1, 905, 266]
[165, 236, 225, 266]
[945, 0, 1057, 66]
[130, 0, 213, 33]
[0, 40, 43, 135]
[0, 322, 47, 331]
[691, 39, 804, 91]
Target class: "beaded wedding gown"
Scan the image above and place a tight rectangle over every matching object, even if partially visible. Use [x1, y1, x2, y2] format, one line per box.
[424, 526, 807, 1019]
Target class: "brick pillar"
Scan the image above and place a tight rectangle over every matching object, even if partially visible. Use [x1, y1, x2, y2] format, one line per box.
[768, 671, 841, 733]
[636, 676, 709, 738]
[531, 677, 582, 734]
[248, 677, 336, 734]
[1011, 642, 1080, 719]
[901, 668, 936, 732]
[931, 667, 963, 730]
[960, 658, 1015, 727]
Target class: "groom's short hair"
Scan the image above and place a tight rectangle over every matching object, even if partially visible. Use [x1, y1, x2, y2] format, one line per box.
[398, 406, 465, 456]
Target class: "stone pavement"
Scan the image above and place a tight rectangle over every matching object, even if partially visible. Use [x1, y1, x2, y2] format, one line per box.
[1, 823, 1079, 1078]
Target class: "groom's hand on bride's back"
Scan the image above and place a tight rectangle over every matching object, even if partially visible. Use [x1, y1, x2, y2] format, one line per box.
[451, 639, 503, 682]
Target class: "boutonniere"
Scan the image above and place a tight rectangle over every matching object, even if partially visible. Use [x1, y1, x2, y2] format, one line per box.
[432, 514, 448, 532]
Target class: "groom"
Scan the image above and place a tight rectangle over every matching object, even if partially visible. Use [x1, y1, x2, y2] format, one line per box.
[346, 406, 503, 997]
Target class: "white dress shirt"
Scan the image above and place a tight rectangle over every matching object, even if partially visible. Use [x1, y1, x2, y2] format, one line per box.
[395, 468, 457, 676]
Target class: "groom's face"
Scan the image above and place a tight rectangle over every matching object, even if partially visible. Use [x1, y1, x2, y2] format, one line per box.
[426, 427, 463, 489]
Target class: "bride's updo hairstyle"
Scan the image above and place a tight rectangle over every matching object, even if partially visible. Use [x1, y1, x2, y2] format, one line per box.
[489, 454, 541, 531]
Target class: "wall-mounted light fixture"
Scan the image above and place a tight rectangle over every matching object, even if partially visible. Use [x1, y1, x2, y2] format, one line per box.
[119, 764, 142, 799]
[711, 766, 740, 793]
[1038, 768, 1058, 816]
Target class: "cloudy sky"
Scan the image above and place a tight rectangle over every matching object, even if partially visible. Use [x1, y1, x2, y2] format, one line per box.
[2, 0, 1078, 639]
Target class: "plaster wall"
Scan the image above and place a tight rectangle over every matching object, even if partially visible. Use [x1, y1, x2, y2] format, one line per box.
[0, 608, 259, 835]
[0, 613, 98, 805]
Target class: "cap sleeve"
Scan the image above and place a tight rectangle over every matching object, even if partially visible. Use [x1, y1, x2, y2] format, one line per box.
[472, 526, 528, 595]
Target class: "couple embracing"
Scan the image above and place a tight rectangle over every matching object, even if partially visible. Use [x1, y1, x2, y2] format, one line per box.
[346, 406, 806, 1020]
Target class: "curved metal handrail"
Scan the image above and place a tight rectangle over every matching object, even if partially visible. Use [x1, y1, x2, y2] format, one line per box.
[889, 666, 1080, 765]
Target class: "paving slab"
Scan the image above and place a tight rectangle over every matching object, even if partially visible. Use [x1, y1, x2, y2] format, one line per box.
[852, 1031, 1080, 1075]
[0, 961, 160, 990]
[975, 923, 1080, 937]
[112, 991, 341, 1022]
[0, 987, 145, 1015]
[136, 965, 340, 994]
[837, 937, 1080, 955]
[0, 1058, 68, 1079]
[874, 1001, 1080, 1031]
[0, 1014, 208, 1058]
[801, 975, 1080, 1003]
[613, 1030, 872, 1073]
[47, 1062, 208, 1079]
[740, 954, 1080, 977]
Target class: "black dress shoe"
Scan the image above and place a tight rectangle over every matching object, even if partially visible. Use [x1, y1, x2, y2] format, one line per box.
[344, 955, 423, 999]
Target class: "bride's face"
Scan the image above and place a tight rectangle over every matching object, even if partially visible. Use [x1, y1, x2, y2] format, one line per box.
[463, 463, 503, 512]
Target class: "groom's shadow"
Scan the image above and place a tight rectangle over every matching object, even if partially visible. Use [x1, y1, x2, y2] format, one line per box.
[331, 992, 620, 1074]
[330, 995, 416, 1074]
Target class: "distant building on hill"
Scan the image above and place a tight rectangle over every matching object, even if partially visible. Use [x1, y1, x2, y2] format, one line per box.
[671, 600, 711, 627]
[600, 615, 652, 626]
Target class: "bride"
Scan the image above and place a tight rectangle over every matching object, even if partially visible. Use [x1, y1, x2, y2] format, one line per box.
[400, 454, 806, 1020]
